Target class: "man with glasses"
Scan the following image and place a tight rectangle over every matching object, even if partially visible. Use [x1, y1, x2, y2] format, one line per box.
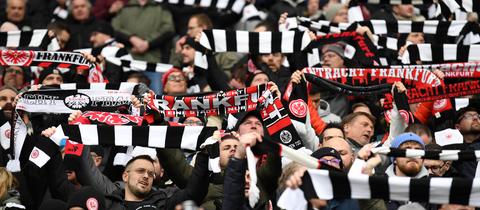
[450, 106, 480, 178]
[423, 143, 452, 177]
[1, 66, 27, 90]
[319, 123, 345, 147]
[161, 68, 188, 95]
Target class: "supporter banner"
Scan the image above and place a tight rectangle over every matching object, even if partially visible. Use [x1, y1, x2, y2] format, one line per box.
[154, 0, 246, 14]
[372, 147, 480, 161]
[401, 44, 480, 64]
[147, 84, 270, 117]
[105, 57, 173, 73]
[278, 169, 480, 209]
[0, 50, 92, 70]
[384, 80, 480, 104]
[50, 124, 216, 151]
[354, 20, 467, 36]
[198, 29, 311, 54]
[16, 83, 138, 113]
[303, 67, 442, 87]
[391, 62, 480, 78]
[0, 29, 58, 50]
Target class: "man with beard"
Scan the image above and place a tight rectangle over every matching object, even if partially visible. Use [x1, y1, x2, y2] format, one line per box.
[450, 106, 480, 178]
[0, 86, 17, 121]
[385, 132, 429, 209]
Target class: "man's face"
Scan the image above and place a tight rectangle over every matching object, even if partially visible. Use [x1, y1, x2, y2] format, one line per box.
[187, 17, 204, 38]
[90, 32, 110, 47]
[456, 111, 480, 135]
[219, 138, 239, 169]
[322, 128, 344, 143]
[249, 73, 269, 87]
[424, 159, 448, 177]
[322, 51, 344, 68]
[42, 73, 64, 86]
[3, 66, 23, 88]
[71, 0, 90, 22]
[393, 4, 414, 19]
[260, 53, 284, 72]
[322, 138, 353, 170]
[407, 32, 424, 44]
[181, 44, 195, 66]
[163, 72, 187, 95]
[123, 159, 155, 199]
[6, 0, 25, 23]
[237, 115, 264, 136]
[57, 30, 70, 49]
[0, 89, 17, 119]
[344, 115, 374, 145]
[395, 141, 424, 177]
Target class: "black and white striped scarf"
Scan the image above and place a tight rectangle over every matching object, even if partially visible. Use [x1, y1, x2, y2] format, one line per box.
[154, 0, 246, 14]
[0, 29, 60, 50]
[401, 44, 480, 64]
[372, 147, 480, 161]
[198, 29, 311, 54]
[16, 83, 138, 114]
[27, 124, 217, 168]
[278, 169, 480, 209]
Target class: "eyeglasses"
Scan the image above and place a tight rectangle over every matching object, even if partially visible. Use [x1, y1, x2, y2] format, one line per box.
[459, 114, 480, 121]
[319, 158, 342, 166]
[128, 168, 155, 179]
[425, 163, 446, 173]
[167, 74, 186, 82]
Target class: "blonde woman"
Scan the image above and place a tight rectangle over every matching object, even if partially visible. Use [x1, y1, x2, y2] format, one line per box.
[0, 167, 23, 209]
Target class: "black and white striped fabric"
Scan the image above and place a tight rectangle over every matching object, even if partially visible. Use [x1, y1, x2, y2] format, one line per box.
[401, 44, 480, 64]
[355, 20, 468, 37]
[105, 57, 173, 73]
[372, 147, 480, 161]
[75, 46, 130, 59]
[16, 83, 138, 114]
[355, 0, 432, 4]
[278, 169, 480, 209]
[154, 0, 246, 14]
[50, 124, 216, 151]
[198, 29, 312, 54]
[0, 29, 58, 50]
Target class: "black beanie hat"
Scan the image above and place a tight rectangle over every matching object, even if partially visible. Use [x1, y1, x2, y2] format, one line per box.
[311, 147, 344, 169]
[68, 186, 106, 210]
[39, 199, 68, 210]
[92, 21, 114, 37]
[38, 68, 63, 84]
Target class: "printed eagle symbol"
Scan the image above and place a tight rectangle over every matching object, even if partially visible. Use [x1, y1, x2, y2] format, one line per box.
[65, 94, 90, 109]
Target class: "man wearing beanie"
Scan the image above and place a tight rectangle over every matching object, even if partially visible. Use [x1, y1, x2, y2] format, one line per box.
[321, 41, 351, 117]
[38, 68, 64, 85]
[89, 21, 118, 48]
[161, 68, 187, 95]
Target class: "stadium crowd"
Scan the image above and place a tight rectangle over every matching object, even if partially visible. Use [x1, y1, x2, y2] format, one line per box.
[0, 0, 479, 209]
